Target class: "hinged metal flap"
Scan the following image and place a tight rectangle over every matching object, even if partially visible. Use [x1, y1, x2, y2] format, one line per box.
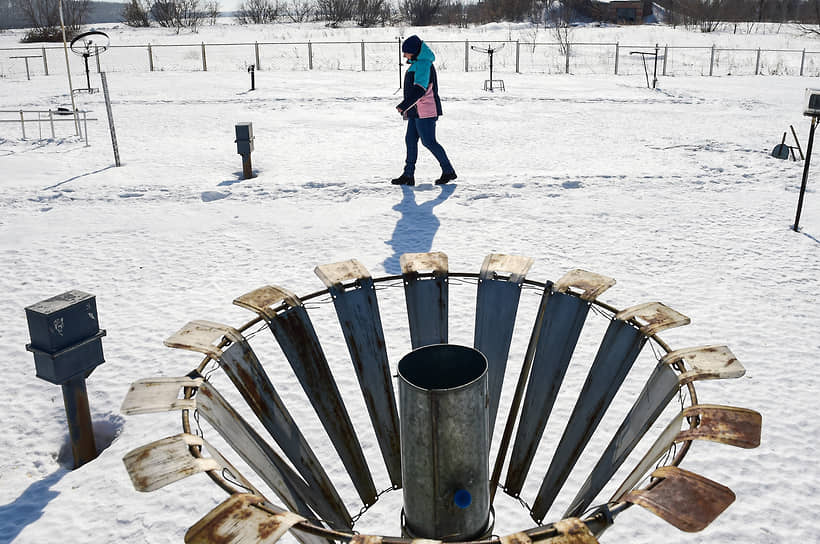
[314, 259, 371, 288]
[546, 518, 599, 543]
[164, 320, 243, 358]
[624, 466, 735, 532]
[400, 252, 448, 275]
[677, 405, 762, 448]
[615, 302, 690, 336]
[234, 285, 302, 317]
[661, 345, 745, 384]
[553, 269, 616, 301]
[120, 376, 201, 415]
[479, 253, 534, 283]
[185, 493, 306, 544]
[123, 433, 219, 492]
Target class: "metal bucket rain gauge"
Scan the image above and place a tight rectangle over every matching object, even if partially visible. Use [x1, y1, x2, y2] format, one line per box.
[70, 30, 110, 93]
[121, 252, 761, 544]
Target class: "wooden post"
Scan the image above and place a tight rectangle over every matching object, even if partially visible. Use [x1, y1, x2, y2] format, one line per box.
[361, 40, 366, 71]
[62, 376, 98, 468]
[709, 44, 715, 76]
[148, 43, 154, 72]
[242, 154, 253, 179]
[465, 39, 469, 72]
[42, 46, 49, 75]
[614, 42, 619, 75]
[101, 73, 121, 167]
[801, 49, 806, 76]
[255, 41, 261, 70]
[308, 41, 313, 70]
[201, 42, 207, 71]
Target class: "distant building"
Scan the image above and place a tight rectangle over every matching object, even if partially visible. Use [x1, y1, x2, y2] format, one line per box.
[588, 0, 655, 24]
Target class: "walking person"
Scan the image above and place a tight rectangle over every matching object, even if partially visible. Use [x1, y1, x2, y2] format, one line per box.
[392, 35, 457, 186]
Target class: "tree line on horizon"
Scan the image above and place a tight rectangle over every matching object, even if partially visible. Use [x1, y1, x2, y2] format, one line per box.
[4, 0, 820, 41]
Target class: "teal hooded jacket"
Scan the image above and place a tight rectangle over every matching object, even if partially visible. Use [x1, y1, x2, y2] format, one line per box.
[397, 42, 443, 119]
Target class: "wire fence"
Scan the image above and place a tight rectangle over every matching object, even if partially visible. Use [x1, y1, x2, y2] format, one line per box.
[2, 38, 820, 79]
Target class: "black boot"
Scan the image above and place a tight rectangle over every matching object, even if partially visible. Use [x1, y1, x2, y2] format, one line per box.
[391, 174, 415, 186]
[435, 171, 457, 185]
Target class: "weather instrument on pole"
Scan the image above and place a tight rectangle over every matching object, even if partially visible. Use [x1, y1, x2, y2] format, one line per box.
[70, 30, 110, 93]
[629, 46, 660, 89]
[794, 89, 820, 232]
[471, 43, 506, 92]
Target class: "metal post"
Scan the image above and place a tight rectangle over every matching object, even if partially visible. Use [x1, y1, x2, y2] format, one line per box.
[101, 73, 121, 167]
[709, 44, 715, 76]
[308, 41, 313, 70]
[23, 57, 31, 80]
[801, 49, 806, 77]
[653, 43, 659, 88]
[465, 39, 469, 72]
[794, 117, 816, 232]
[148, 43, 154, 72]
[19, 110, 26, 139]
[96, 47, 101, 73]
[514, 40, 521, 74]
[49, 110, 55, 138]
[42, 46, 49, 75]
[61, 375, 98, 468]
[398, 37, 402, 89]
[255, 41, 261, 70]
[565, 43, 570, 74]
[201, 42, 207, 71]
[614, 42, 619, 75]
[83, 111, 89, 146]
[242, 155, 252, 179]
[755, 48, 761, 75]
[663, 44, 668, 76]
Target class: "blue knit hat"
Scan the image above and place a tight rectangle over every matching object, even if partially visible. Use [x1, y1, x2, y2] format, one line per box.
[402, 35, 422, 55]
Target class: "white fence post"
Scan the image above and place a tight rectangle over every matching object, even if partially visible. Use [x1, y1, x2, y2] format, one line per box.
[255, 41, 260, 70]
[361, 40, 365, 71]
[516, 40, 520, 74]
[42, 46, 49, 75]
[465, 39, 469, 72]
[614, 42, 619, 75]
[755, 48, 761, 75]
[801, 49, 806, 76]
[709, 44, 715, 76]
[308, 41, 313, 70]
[201, 42, 207, 71]
[148, 43, 154, 72]
[663, 44, 668, 76]
[19, 110, 26, 139]
[565, 43, 570, 74]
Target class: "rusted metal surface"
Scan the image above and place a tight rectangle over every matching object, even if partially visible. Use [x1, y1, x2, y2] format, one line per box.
[121, 376, 202, 415]
[546, 518, 599, 544]
[504, 289, 591, 497]
[531, 318, 646, 522]
[123, 433, 220, 492]
[185, 493, 306, 544]
[315, 260, 402, 487]
[235, 285, 377, 506]
[164, 319, 242, 359]
[474, 253, 533, 440]
[553, 269, 616, 302]
[350, 536, 384, 544]
[677, 405, 762, 449]
[564, 362, 680, 518]
[218, 341, 352, 528]
[401, 252, 448, 348]
[614, 302, 690, 337]
[194, 382, 332, 528]
[624, 466, 735, 532]
[661, 345, 745, 385]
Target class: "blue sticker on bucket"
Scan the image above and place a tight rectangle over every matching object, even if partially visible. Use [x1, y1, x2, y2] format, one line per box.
[454, 489, 472, 509]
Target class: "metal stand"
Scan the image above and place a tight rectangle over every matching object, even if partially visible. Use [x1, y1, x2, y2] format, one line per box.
[62, 375, 98, 467]
[248, 64, 255, 91]
[471, 44, 505, 92]
[242, 154, 253, 179]
[630, 46, 659, 89]
[794, 116, 816, 232]
[69, 31, 110, 95]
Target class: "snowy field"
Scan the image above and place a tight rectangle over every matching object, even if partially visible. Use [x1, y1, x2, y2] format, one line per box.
[1, 21, 819, 544]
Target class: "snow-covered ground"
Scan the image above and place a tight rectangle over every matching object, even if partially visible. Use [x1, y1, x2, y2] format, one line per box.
[1, 21, 818, 544]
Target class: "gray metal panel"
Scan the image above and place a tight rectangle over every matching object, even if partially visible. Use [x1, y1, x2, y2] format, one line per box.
[504, 290, 590, 496]
[268, 304, 378, 505]
[563, 362, 681, 518]
[194, 382, 322, 526]
[531, 319, 646, 522]
[403, 273, 448, 348]
[327, 277, 402, 487]
[218, 341, 352, 529]
[474, 280, 524, 441]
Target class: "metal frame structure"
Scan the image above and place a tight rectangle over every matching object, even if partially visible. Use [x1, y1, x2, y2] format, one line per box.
[122, 253, 760, 544]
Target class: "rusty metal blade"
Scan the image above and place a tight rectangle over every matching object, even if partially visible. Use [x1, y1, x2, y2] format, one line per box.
[123, 433, 219, 492]
[120, 376, 202, 415]
[164, 319, 242, 358]
[504, 290, 590, 496]
[564, 362, 680, 518]
[315, 260, 402, 487]
[553, 269, 616, 302]
[401, 252, 448, 348]
[677, 405, 761, 449]
[244, 293, 378, 506]
[200, 438, 264, 498]
[185, 493, 305, 544]
[194, 382, 330, 528]
[218, 341, 352, 528]
[475, 253, 533, 441]
[548, 518, 600, 543]
[531, 318, 646, 522]
[615, 302, 690, 337]
[661, 345, 745, 385]
[624, 466, 735, 532]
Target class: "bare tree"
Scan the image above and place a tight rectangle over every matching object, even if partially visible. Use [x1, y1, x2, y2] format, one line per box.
[400, 0, 441, 26]
[204, 0, 220, 24]
[123, 0, 151, 27]
[286, 0, 315, 21]
[19, 0, 89, 42]
[236, 0, 281, 23]
[150, 0, 204, 33]
[356, 0, 389, 26]
[316, 0, 354, 25]
[545, 0, 574, 55]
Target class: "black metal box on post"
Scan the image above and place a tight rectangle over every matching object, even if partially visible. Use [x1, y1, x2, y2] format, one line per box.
[25, 290, 106, 468]
[235, 122, 254, 179]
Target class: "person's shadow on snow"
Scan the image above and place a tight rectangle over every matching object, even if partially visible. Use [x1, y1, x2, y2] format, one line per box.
[383, 184, 455, 274]
[0, 470, 64, 543]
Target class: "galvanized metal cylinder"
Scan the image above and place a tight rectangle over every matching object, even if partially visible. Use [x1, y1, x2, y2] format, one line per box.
[398, 344, 491, 541]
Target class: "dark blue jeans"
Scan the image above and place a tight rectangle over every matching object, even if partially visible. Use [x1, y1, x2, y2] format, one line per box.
[403, 117, 454, 177]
